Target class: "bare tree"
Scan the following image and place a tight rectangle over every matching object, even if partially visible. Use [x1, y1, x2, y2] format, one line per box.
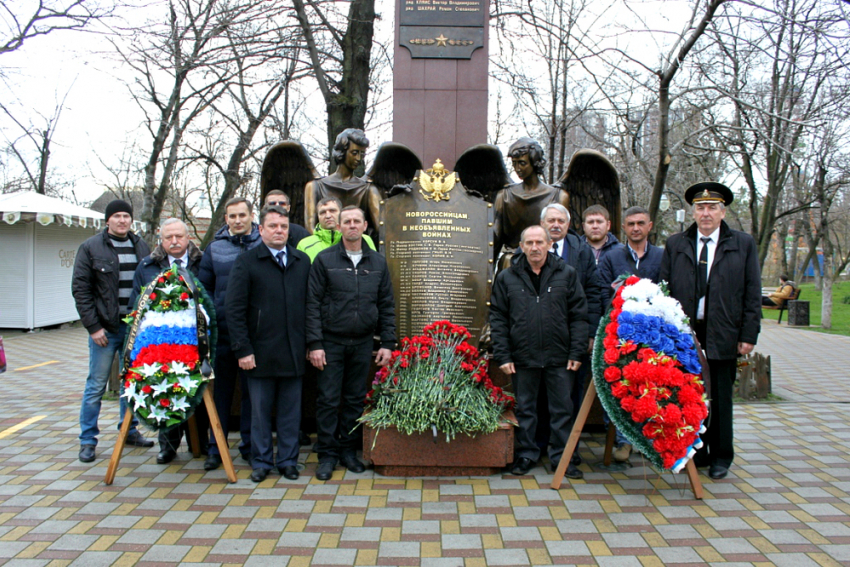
[0, 87, 70, 194]
[112, 0, 296, 241]
[1, 0, 109, 56]
[291, 0, 376, 163]
[705, 0, 850, 267]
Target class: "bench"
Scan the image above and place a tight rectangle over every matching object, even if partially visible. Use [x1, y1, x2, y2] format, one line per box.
[763, 287, 801, 324]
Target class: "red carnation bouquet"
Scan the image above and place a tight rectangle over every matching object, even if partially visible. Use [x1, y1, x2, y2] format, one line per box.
[360, 321, 515, 442]
[594, 276, 708, 472]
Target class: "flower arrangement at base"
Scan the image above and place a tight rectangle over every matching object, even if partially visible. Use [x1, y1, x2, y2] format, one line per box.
[121, 265, 216, 431]
[593, 275, 708, 472]
[360, 321, 515, 443]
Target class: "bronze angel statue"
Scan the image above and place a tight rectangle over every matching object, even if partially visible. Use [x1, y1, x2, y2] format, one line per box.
[259, 129, 424, 243]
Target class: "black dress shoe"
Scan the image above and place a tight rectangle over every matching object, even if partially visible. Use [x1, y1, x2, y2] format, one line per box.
[316, 461, 335, 481]
[79, 445, 96, 463]
[203, 454, 222, 471]
[251, 468, 269, 482]
[126, 432, 155, 447]
[339, 453, 366, 473]
[709, 464, 729, 479]
[156, 449, 177, 464]
[565, 463, 584, 480]
[510, 457, 535, 476]
[279, 466, 299, 480]
[298, 430, 312, 446]
[571, 453, 582, 466]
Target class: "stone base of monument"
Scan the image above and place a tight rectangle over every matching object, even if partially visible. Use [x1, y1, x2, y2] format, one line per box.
[362, 411, 515, 476]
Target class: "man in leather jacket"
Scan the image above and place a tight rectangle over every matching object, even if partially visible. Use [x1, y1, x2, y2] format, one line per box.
[72, 199, 154, 463]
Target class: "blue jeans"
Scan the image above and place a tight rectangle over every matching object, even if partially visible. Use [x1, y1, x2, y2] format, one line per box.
[603, 411, 629, 447]
[79, 323, 139, 446]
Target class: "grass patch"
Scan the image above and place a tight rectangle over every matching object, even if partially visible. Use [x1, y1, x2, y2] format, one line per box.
[761, 280, 850, 336]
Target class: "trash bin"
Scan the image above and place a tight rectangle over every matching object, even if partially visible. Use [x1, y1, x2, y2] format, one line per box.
[788, 300, 810, 326]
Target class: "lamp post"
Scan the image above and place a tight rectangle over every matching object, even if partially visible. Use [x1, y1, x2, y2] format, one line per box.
[659, 191, 686, 233]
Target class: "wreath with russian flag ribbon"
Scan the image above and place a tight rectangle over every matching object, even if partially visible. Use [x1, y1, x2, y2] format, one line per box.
[593, 275, 709, 472]
[121, 265, 216, 431]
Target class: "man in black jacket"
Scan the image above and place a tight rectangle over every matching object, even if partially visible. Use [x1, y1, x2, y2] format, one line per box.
[226, 206, 312, 482]
[660, 182, 760, 480]
[306, 206, 396, 481]
[73, 199, 154, 463]
[129, 218, 207, 465]
[491, 225, 588, 477]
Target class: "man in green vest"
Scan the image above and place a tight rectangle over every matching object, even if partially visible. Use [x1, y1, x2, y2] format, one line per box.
[297, 197, 376, 261]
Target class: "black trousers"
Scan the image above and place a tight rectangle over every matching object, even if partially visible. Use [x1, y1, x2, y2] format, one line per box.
[513, 366, 574, 463]
[208, 342, 252, 458]
[694, 320, 736, 467]
[698, 358, 736, 467]
[158, 400, 209, 454]
[245, 375, 302, 470]
[315, 339, 372, 463]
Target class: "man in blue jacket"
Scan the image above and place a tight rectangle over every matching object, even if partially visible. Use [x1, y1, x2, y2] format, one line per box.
[197, 197, 262, 471]
[596, 205, 663, 462]
[491, 225, 588, 477]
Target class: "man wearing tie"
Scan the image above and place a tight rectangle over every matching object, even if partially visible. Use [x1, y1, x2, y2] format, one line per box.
[539, 204, 603, 478]
[660, 182, 761, 480]
[130, 218, 206, 464]
[226, 206, 311, 482]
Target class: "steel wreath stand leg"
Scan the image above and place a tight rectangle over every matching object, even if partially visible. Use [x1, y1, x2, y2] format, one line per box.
[549, 380, 703, 500]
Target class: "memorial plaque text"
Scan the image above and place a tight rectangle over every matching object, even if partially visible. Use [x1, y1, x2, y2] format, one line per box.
[383, 174, 493, 342]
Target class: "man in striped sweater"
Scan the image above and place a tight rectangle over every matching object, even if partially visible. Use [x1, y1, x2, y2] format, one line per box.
[72, 199, 154, 463]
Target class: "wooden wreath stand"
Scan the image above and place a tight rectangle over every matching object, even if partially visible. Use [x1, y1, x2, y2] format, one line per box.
[549, 380, 703, 499]
[105, 383, 237, 484]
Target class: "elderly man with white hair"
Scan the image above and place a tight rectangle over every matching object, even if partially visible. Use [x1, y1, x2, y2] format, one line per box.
[130, 218, 208, 464]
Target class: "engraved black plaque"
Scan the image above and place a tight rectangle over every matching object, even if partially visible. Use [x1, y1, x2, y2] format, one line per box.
[382, 174, 494, 342]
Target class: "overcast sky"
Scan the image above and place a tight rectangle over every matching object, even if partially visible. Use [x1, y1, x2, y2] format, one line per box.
[1, 0, 707, 205]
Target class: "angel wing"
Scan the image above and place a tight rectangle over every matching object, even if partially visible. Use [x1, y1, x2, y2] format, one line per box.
[366, 142, 423, 197]
[260, 140, 318, 227]
[557, 149, 621, 237]
[454, 144, 510, 202]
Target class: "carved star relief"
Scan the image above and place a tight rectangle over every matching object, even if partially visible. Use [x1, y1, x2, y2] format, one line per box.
[436, 34, 448, 46]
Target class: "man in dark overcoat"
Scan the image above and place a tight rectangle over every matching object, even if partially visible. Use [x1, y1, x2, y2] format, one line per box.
[226, 205, 311, 482]
[659, 182, 761, 480]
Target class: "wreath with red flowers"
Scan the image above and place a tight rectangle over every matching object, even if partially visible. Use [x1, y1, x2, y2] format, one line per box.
[360, 321, 515, 442]
[121, 265, 216, 431]
[593, 275, 708, 472]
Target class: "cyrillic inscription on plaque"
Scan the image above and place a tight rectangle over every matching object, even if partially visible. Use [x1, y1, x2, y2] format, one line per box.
[383, 165, 493, 342]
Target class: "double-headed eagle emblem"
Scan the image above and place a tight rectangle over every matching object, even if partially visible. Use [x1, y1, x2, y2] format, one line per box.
[416, 160, 458, 202]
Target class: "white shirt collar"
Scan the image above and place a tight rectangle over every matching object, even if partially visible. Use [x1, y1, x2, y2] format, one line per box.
[167, 252, 189, 265]
[697, 226, 721, 245]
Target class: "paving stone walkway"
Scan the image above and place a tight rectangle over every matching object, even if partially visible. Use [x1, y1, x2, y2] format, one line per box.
[0, 321, 848, 566]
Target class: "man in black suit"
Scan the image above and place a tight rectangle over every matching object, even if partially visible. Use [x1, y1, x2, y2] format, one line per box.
[660, 183, 761, 480]
[226, 206, 311, 482]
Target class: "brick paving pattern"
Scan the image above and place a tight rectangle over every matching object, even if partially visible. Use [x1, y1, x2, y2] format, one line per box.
[0, 321, 848, 566]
